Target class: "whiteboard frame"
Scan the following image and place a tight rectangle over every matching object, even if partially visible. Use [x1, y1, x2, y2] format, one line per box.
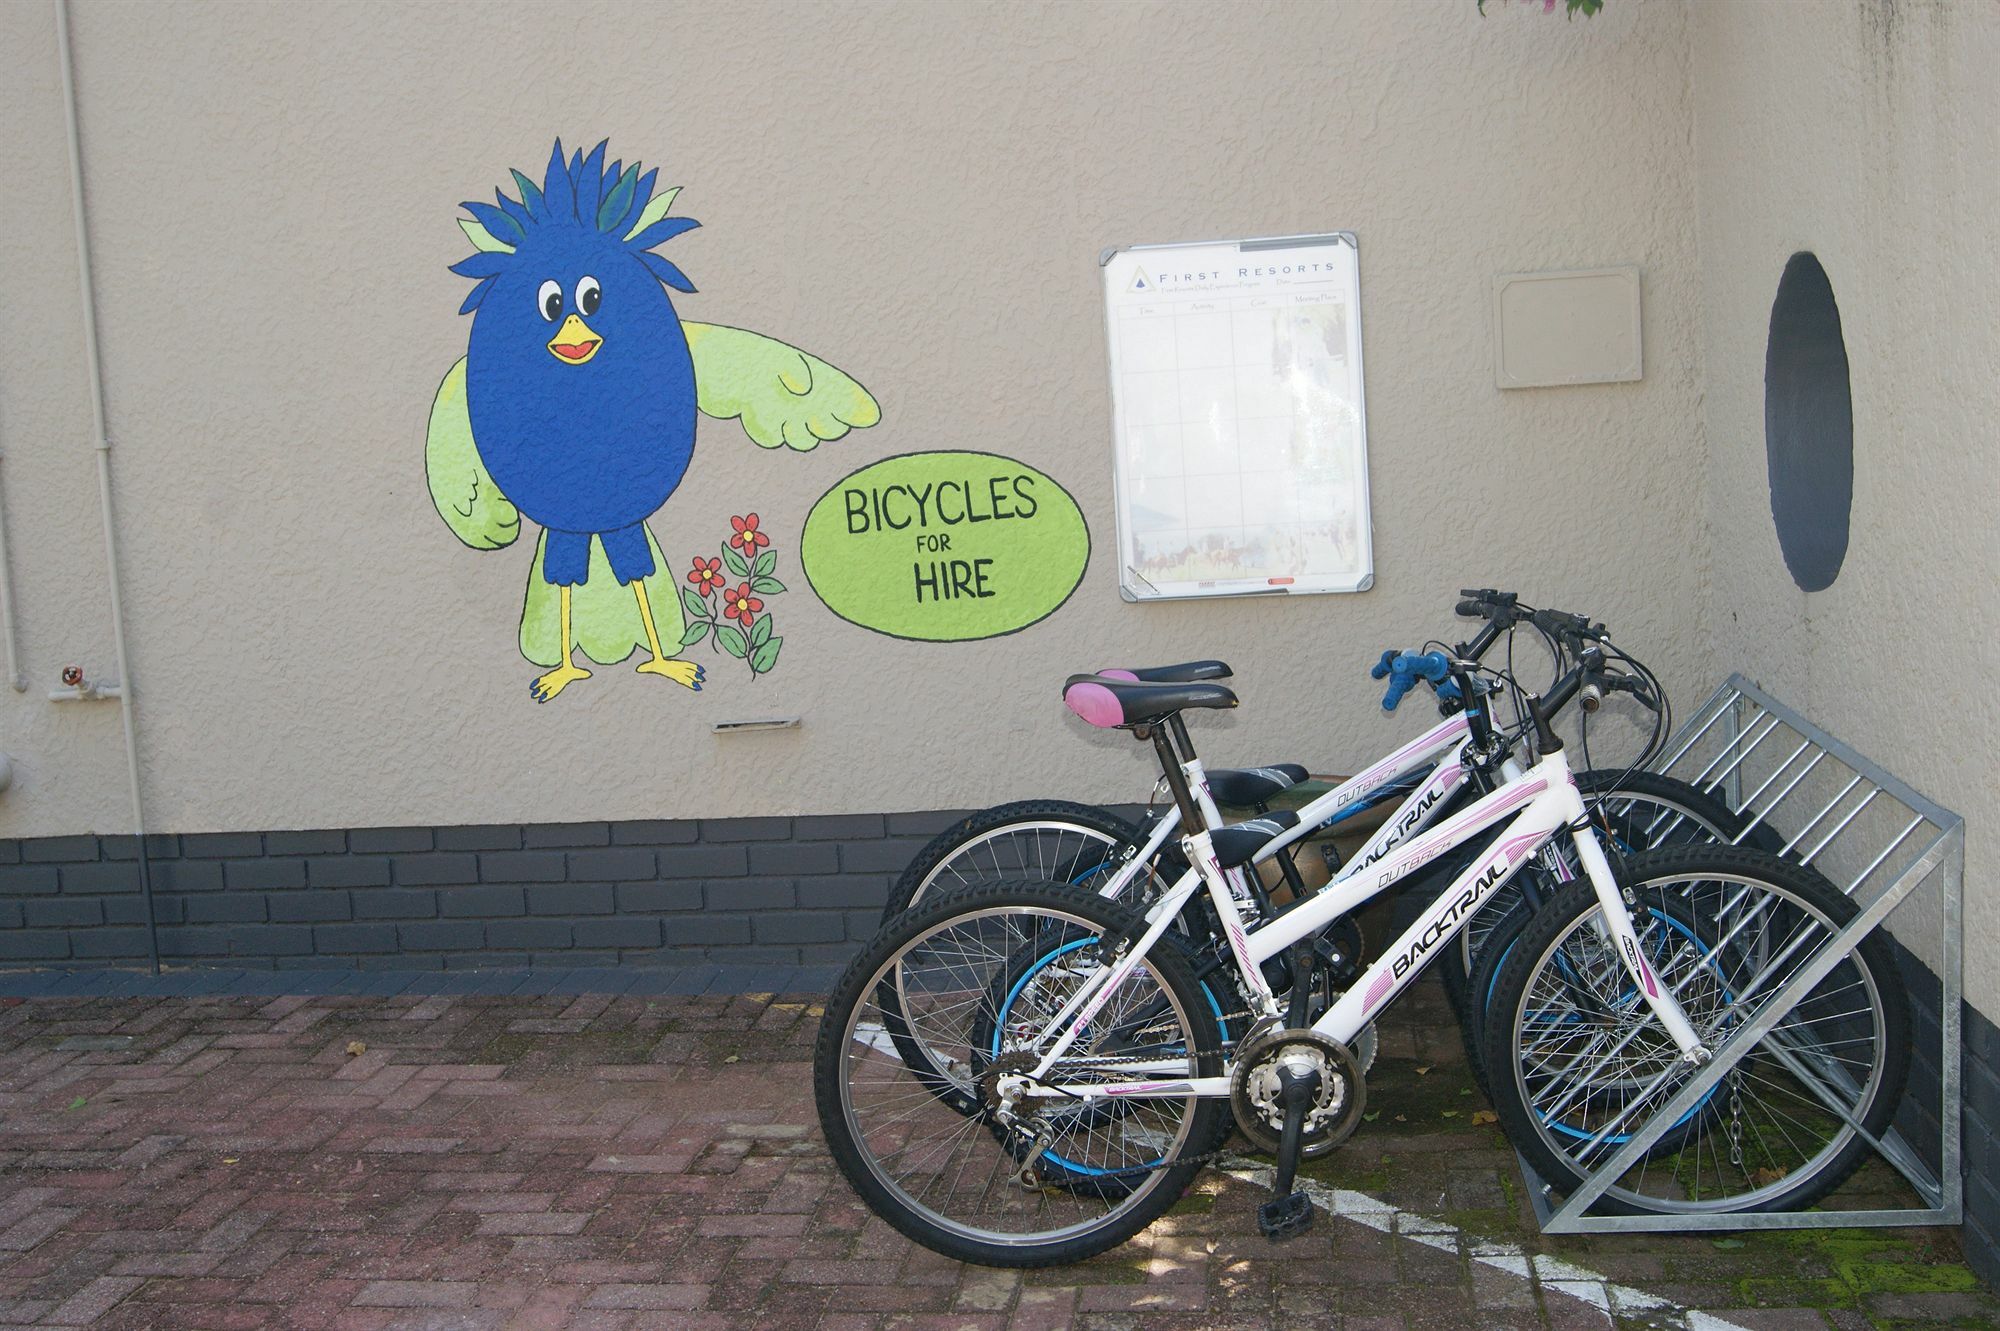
[1100, 231, 1374, 603]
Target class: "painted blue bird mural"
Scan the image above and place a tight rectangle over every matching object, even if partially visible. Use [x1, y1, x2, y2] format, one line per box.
[425, 138, 880, 701]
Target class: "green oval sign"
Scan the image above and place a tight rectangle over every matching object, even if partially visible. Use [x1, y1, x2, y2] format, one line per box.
[801, 450, 1090, 641]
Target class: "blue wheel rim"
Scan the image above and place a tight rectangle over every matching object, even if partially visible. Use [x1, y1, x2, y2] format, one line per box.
[991, 936, 1228, 1177]
[1505, 909, 1733, 1144]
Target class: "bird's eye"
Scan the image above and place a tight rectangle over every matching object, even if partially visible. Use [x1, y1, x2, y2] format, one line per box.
[537, 280, 562, 323]
[576, 276, 601, 317]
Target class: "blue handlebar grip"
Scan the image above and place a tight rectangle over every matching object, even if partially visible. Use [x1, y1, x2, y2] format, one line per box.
[1382, 650, 1455, 712]
[1406, 651, 1452, 682]
[1381, 667, 1415, 712]
[1369, 649, 1399, 681]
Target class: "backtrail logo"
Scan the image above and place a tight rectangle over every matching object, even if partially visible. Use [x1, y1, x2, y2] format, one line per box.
[1392, 782, 1447, 839]
[1390, 858, 1508, 980]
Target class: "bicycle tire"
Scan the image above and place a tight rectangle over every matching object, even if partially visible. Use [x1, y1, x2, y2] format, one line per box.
[1440, 769, 1770, 1019]
[886, 800, 1166, 920]
[1480, 845, 1908, 1215]
[815, 880, 1226, 1266]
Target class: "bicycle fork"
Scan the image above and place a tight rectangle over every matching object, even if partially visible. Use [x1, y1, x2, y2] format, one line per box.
[1569, 820, 1712, 1063]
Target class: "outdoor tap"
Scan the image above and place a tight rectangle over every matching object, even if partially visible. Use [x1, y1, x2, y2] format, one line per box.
[50, 666, 121, 703]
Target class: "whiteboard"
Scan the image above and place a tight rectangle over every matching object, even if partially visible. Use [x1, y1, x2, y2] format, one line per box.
[1102, 233, 1372, 601]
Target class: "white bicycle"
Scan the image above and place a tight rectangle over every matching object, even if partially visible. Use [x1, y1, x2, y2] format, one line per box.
[814, 648, 1908, 1265]
[873, 594, 1769, 1102]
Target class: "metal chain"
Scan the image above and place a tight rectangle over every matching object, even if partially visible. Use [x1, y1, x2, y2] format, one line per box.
[1727, 1068, 1745, 1168]
[994, 1046, 1237, 1184]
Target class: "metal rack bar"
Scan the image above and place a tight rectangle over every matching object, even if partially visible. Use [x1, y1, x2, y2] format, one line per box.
[1516, 673, 1964, 1235]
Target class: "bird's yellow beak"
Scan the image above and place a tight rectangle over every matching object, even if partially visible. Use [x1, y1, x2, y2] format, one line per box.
[547, 314, 603, 365]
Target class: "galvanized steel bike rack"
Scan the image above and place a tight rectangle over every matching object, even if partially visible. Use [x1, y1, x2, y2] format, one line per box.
[1520, 672, 1963, 1233]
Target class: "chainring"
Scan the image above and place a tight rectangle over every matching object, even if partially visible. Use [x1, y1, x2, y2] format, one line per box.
[1228, 1027, 1367, 1160]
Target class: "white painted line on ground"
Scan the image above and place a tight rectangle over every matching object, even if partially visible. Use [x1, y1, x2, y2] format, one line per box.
[854, 1019, 1757, 1329]
[1220, 1158, 1755, 1331]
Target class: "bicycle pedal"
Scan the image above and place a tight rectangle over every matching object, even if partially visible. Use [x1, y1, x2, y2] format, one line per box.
[1257, 1190, 1314, 1242]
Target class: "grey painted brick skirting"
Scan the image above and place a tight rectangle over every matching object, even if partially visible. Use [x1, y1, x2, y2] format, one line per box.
[1891, 939, 2000, 1290]
[0, 812, 972, 972]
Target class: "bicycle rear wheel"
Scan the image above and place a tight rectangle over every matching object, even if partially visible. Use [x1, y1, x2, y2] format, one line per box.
[1481, 846, 1908, 1215]
[816, 881, 1226, 1266]
[888, 801, 1169, 919]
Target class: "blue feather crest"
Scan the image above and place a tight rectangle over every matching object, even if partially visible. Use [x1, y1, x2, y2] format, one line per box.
[451, 137, 700, 314]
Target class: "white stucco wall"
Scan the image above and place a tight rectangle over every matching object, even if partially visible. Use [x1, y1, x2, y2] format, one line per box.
[0, 0, 1709, 838]
[1691, 0, 1999, 1012]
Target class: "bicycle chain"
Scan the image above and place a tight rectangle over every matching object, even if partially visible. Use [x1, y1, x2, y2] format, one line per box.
[1727, 1068, 1745, 1169]
[992, 1047, 1238, 1184]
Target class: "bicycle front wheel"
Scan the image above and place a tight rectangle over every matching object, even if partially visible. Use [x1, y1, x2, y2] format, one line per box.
[1481, 846, 1908, 1215]
[815, 881, 1226, 1266]
[1442, 769, 1770, 1019]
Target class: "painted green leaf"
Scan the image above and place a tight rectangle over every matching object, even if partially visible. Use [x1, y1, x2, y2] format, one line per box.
[753, 549, 777, 578]
[509, 169, 545, 219]
[750, 614, 773, 648]
[750, 636, 782, 674]
[678, 621, 712, 648]
[715, 623, 750, 658]
[801, 451, 1090, 642]
[680, 586, 710, 621]
[623, 184, 681, 241]
[457, 218, 515, 254]
[598, 164, 639, 232]
[722, 545, 750, 578]
[751, 576, 786, 595]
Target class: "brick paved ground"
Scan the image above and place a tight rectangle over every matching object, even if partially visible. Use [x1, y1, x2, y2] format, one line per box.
[0, 976, 1990, 1331]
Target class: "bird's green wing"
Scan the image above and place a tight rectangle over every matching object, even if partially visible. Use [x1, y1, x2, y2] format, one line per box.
[425, 357, 520, 550]
[683, 321, 881, 452]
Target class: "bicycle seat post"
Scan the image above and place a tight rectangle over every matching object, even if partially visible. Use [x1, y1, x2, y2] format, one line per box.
[1148, 721, 1206, 826]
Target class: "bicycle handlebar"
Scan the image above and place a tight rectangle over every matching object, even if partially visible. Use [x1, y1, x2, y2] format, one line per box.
[1373, 650, 1453, 712]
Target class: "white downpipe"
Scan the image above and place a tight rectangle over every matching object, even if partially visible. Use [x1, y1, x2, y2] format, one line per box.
[56, 0, 159, 972]
[0, 449, 23, 692]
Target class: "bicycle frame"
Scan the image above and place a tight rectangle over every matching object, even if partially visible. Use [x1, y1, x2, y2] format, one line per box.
[1006, 747, 1711, 1105]
[1091, 710, 1478, 905]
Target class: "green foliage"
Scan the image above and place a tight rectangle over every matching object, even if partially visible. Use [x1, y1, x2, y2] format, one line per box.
[679, 519, 789, 681]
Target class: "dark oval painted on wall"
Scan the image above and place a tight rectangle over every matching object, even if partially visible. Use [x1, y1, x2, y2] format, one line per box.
[1764, 252, 1854, 593]
[800, 450, 1090, 641]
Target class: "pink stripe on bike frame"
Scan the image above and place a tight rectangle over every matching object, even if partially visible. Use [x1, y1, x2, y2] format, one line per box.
[1350, 714, 1471, 789]
[1362, 967, 1394, 1014]
[1065, 681, 1125, 729]
[1495, 829, 1549, 863]
[1098, 669, 1140, 682]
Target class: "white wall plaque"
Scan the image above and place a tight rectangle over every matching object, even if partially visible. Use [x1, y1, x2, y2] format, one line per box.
[1493, 266, 1643, 389]
[1102, 233, 1373, 602]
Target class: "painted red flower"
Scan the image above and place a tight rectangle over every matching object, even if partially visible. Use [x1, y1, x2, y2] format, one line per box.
[686, 556, 725, 595]
[729, 513, 770, 555]
[723, 583, 764, 627]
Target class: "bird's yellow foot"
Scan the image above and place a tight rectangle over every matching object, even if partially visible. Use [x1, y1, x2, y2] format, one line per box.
[636, 656, 704, 690]
[529, 663, 592, 703]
